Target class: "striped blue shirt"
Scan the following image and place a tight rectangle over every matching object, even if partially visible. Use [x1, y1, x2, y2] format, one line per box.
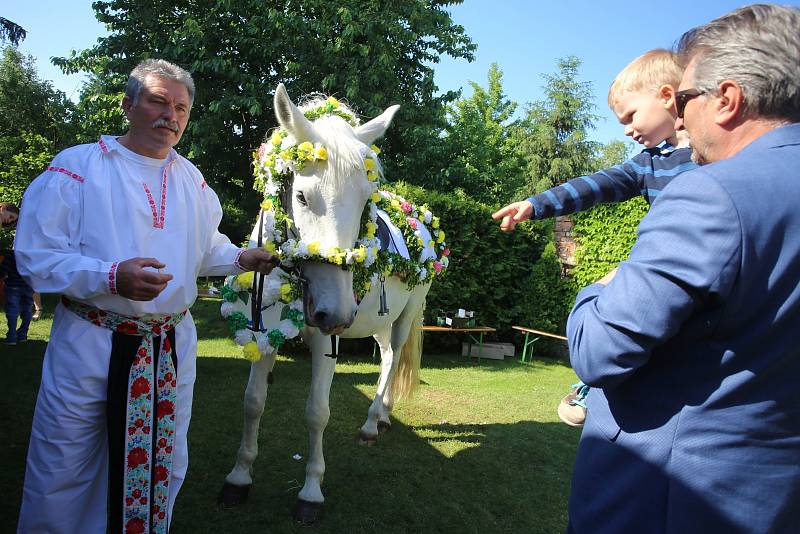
[527, 145, 696, 219]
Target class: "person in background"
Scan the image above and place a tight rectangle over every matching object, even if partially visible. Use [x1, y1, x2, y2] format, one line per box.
[492, 49, 696, 427]
[566, 5, 800, 531]
[14, 59, 277, 533]
[1, 203, 33, 345]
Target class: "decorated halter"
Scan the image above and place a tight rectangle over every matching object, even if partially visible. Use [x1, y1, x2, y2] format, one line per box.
[221, 96, 450, 361]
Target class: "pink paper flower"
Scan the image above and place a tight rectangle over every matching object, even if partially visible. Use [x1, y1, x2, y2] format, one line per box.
[406, 217, 418, 230]
[401, 201, 412, 213]
[433, 261, 443, 274]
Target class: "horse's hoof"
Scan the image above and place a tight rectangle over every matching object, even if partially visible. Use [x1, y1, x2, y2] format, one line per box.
[294, 498, 323, 525]
[377, 420, 391, 434]
[357, 430, 378, 446]
[218, 482, 251, 508]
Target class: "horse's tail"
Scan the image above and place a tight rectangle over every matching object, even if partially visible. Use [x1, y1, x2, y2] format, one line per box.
[390, 301, 425, 402]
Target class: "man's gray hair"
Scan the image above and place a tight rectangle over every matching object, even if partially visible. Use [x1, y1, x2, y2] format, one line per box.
[676, 3, 800, 123]
[125, 59, 196, 106]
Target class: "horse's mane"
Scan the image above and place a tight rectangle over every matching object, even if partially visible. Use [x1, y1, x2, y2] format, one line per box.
[296, 96, 375, 189]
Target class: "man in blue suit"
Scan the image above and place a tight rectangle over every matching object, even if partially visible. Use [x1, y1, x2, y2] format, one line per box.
[566, 4, 800, 533]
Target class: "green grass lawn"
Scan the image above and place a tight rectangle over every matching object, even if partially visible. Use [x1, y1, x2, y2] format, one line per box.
[2, 296, 581, 533]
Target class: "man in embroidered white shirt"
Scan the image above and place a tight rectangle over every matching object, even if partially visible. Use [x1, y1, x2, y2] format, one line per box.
[14, 59, 276, 533]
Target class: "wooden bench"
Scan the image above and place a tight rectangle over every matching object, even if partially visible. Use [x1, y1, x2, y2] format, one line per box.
[422, 325, 497, 363]
[512, 326, 567, 363]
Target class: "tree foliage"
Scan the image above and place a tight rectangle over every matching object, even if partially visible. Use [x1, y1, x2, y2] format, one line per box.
[0, 46, 75, 209]
[55, 0, 476, 237]
[435, 63, 526, 205]
[514, 56, 599, 196]
[0, 17, 26, 46]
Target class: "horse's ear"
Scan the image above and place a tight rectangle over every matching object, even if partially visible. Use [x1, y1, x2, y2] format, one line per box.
[354, 105, 400, 146]
[274, 83, 317, 143]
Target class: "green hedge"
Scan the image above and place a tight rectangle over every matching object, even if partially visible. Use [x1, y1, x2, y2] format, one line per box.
[393, 182, 573, 343]
[571, 197, 648, 288]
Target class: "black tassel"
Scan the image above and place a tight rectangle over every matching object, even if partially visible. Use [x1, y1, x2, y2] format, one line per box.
[378, 274, 389, 316]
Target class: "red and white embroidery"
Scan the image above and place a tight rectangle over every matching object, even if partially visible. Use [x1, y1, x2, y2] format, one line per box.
[142, 160, 174, 229]
[47, 166, 84, 183]
[98, 138, 110, 154]
[108, 262, 119, 294]
[234, 249, 246, 271]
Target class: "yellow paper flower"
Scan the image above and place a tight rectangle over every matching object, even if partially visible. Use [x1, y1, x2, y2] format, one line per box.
[315, 146, 328, 160]
[353, 247, 366, 263]
[371, 144, 381, 155]
[428, 240, 435, 248]
[264, 154, 275, 168]
[370, 191, 381, 203]
[263, 241, 276, 254]
[280, 284, 293, 302]
[367, 170, 377, 182]
[364, 158, 376, 171]
[260, 198, 274, 211]
[297, 141, 314, 161]
[432, 217, 440, 229]
[236, 271, 254, 289]
[391, 199, 400, 210]
[308, 241, 321, 255]
[366, 221, 377, 238]
[364, 280, 371, 291]
[437, 230, 446, 243]
[243, 341, 261, 362]
[279, 149, 294, 163]
[270, 130, 283, 146]
[326, 96, 340, 108]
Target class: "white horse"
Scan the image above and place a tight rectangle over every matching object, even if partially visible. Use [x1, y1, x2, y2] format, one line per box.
[220, 84, 445, 524]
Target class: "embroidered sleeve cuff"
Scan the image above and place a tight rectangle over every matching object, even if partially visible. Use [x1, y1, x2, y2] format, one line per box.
[234, 249, 246, 272]
[108, 261, 119, 294]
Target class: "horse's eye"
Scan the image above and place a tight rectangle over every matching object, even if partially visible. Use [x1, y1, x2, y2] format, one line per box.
[295, 191, 307, 206]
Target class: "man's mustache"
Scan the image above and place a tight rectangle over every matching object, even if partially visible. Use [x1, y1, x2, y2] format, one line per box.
[152, 119, 179, 133]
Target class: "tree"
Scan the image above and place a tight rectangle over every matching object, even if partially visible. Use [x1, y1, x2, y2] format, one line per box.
[0, 46, 76, 247]
[436, 63, 527, 204]
[514, 56, 599, 196]
[55, 0, 476, 238]
[0, 17, 26, 46]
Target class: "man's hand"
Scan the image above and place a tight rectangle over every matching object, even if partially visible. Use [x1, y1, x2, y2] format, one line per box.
[116, 258, 173, 301]
[596, 267, 618, 286]
[238, 248, 279, 274]
[492, 200, 534, 232]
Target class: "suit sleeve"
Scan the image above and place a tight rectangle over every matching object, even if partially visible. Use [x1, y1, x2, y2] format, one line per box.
[566, 171, 741, 388]
[527, 154, 647, 219]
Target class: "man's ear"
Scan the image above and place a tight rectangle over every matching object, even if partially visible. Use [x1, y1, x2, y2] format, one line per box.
[714, 80, 744, 127]
[121, 96, 133, 116]
[659, 84, 676, 109]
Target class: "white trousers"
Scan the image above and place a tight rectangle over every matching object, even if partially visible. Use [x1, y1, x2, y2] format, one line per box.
[17, 303, 197, 533]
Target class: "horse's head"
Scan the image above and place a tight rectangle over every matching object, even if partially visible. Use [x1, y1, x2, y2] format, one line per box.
[273, 84, 399, 335]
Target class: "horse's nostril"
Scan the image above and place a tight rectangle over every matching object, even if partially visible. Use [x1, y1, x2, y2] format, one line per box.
[313, 311, 329, 325]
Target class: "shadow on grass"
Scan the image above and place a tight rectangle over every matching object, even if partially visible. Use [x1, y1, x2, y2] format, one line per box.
[2, 340, 578, 534]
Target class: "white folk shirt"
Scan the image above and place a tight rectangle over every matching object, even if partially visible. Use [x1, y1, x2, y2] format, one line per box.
[15, 136, 244, 533]
[15, 135, 243, 314]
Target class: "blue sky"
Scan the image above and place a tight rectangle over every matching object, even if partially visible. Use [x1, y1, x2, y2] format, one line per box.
[6, 1, 798, 145]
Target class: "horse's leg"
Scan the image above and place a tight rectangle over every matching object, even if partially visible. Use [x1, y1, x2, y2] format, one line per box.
[219, 350, 277, 506]
[360, 285, 430, 444]
[294, 330, 337, 525]
[358, 326, 395, 444]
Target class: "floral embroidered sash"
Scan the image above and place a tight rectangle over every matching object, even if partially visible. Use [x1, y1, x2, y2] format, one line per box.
[62, 297, 186, 534]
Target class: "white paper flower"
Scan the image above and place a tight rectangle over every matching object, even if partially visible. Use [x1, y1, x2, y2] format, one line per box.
[234, 329, 253, 346]
[255, 332, 273, 355]
[264, 177, 279, 197]
[220, 301, 235, 318]
[278, 319, 300, 339]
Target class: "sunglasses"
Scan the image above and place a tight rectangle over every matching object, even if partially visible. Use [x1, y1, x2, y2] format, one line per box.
[675, 88, 706, 118]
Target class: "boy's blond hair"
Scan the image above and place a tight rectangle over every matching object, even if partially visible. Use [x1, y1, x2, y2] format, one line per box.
[607, 49, 683, 108]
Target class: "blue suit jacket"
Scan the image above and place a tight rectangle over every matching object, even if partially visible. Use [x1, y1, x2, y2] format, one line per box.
[567, 123, 800, 533]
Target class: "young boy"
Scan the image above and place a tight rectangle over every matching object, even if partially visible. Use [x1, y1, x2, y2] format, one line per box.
[492, 49, 696, 427]
[1, 204, 34, 345]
